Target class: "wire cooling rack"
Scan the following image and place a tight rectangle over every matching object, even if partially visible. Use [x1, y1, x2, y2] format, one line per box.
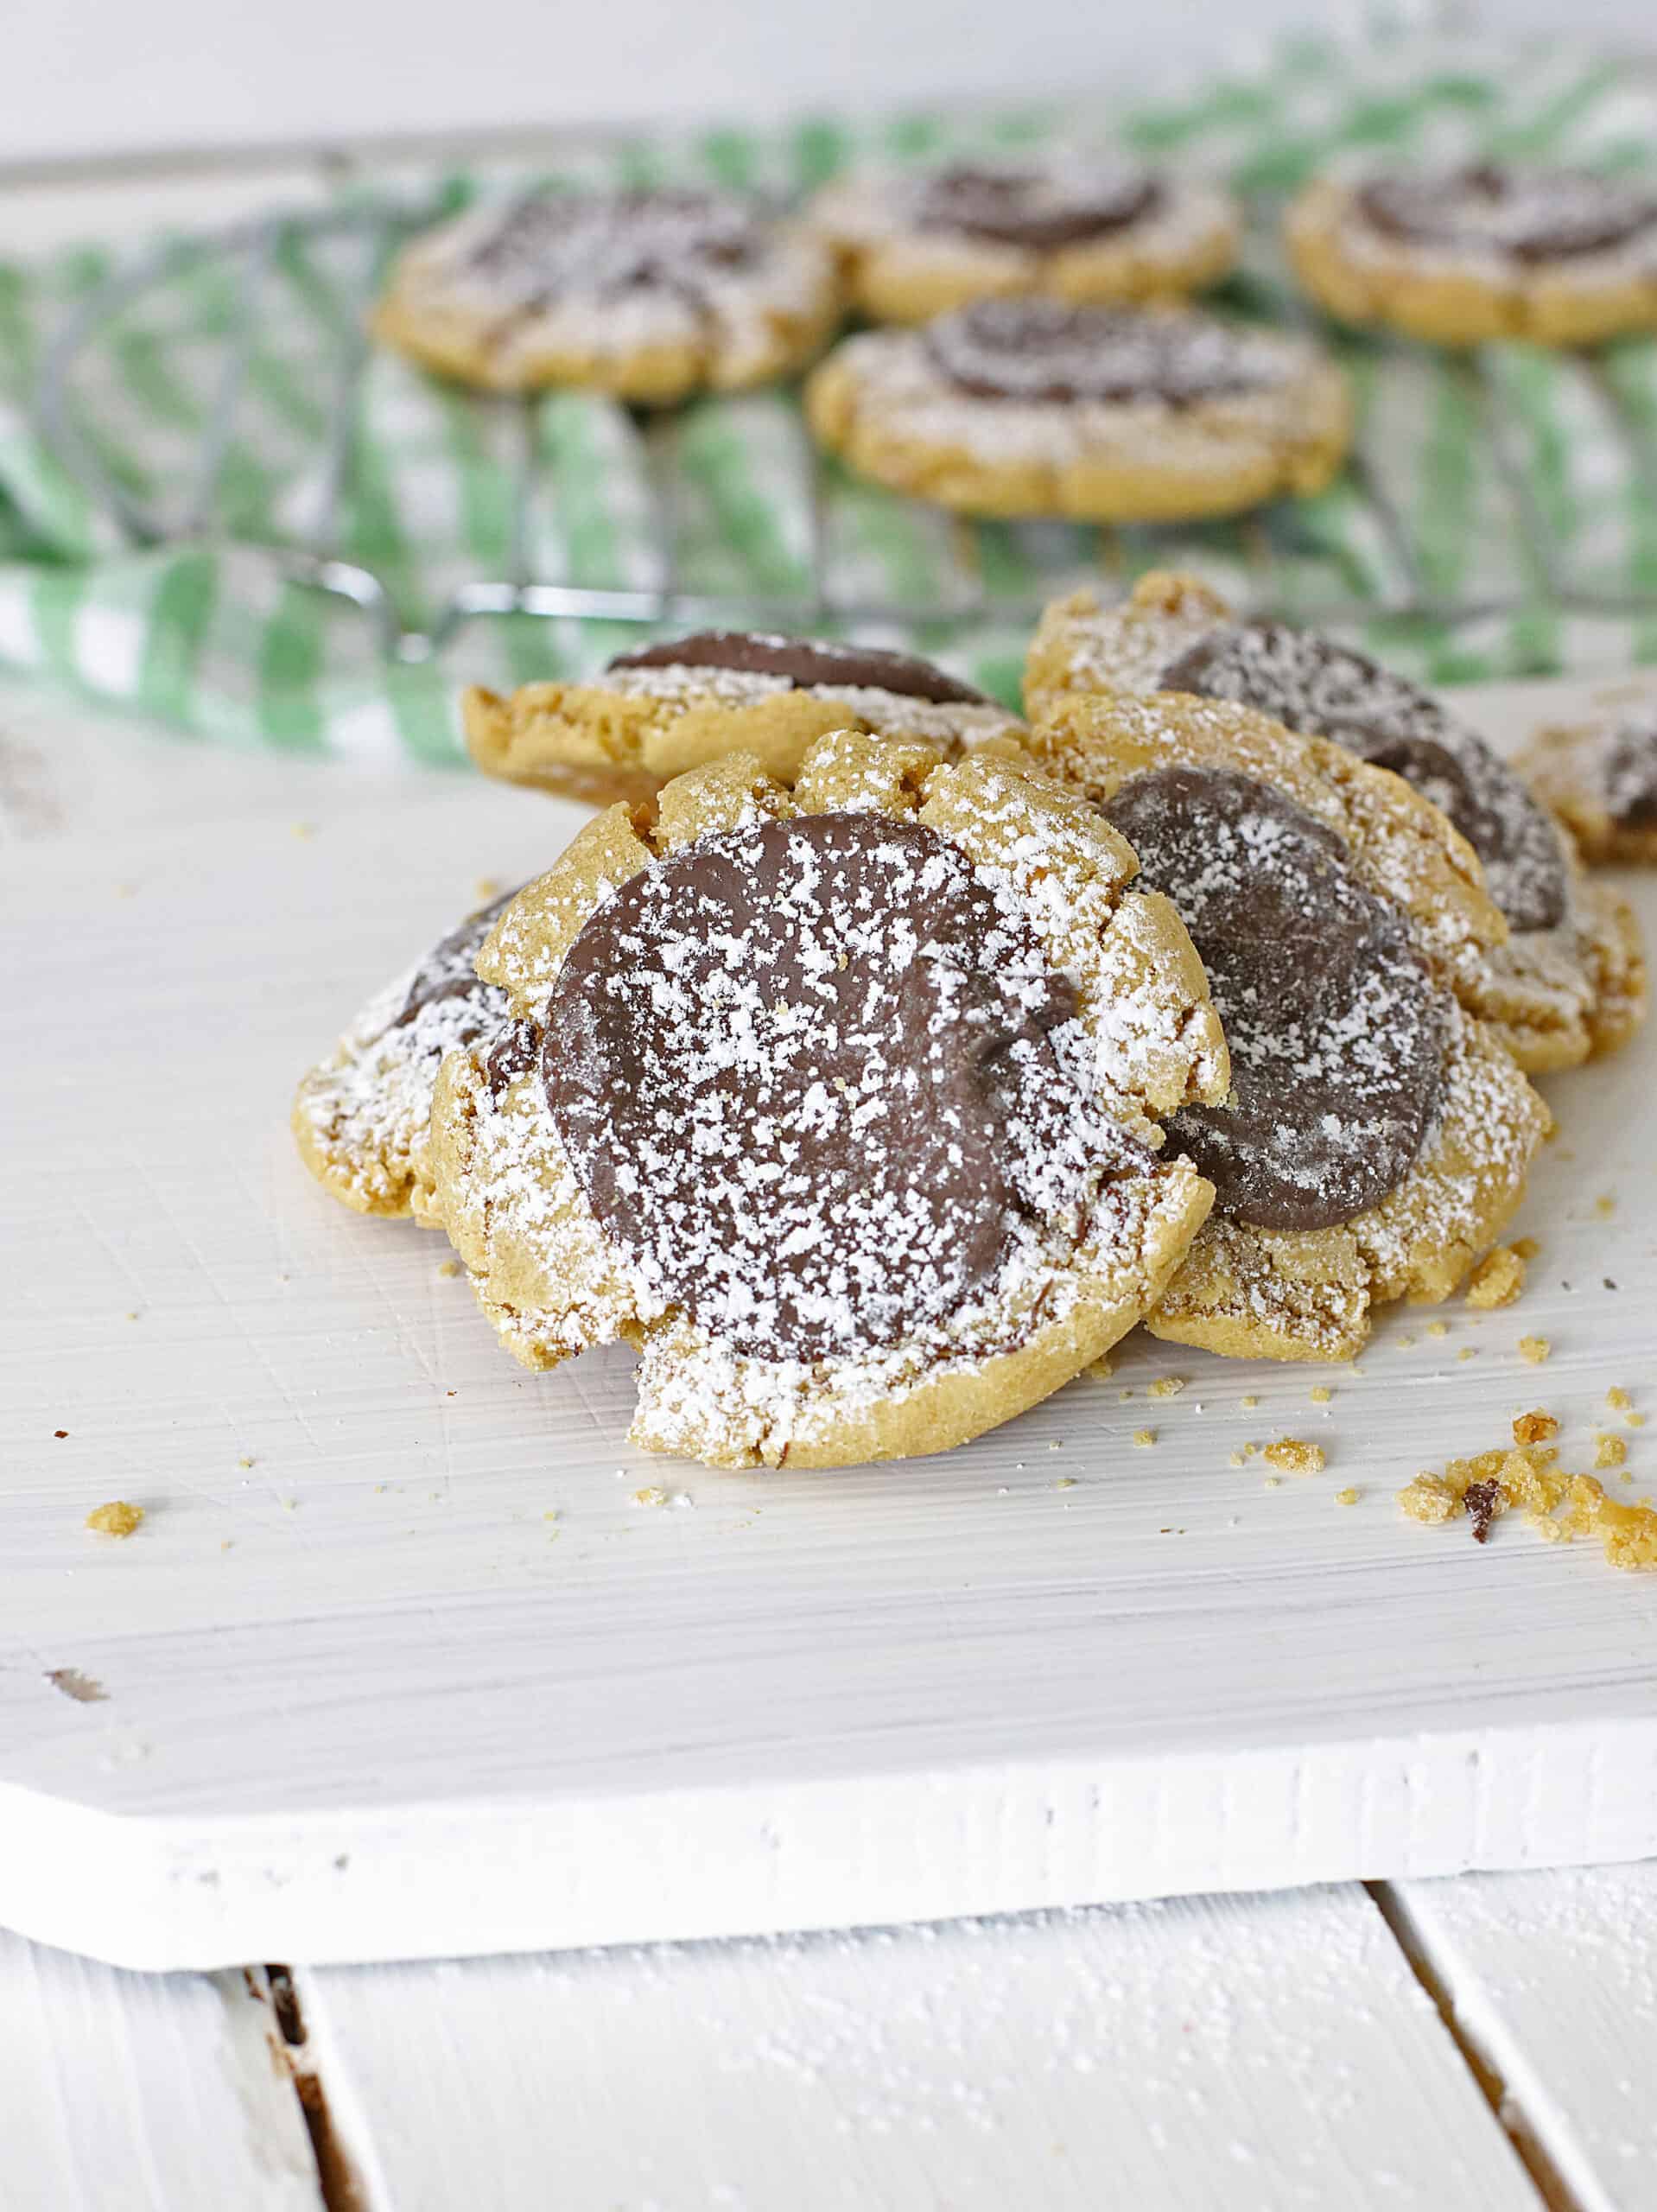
[34, 194, 1657, 664]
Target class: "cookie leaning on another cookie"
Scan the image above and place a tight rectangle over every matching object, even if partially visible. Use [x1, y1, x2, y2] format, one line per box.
[1026, 689, 1551, 1363]
[1286, 163, 1657, 348]
[1027, 575, 1647, 1068]
[1519, 699, 1657, 868]
[805, 153, 1240, 323]
[374, 187, 841, 403]
[428, 730, 1229, 1469]
[292, 890, 516, 1223]
[462, 630, 1027, 804]
[805, 298, 1350, 522]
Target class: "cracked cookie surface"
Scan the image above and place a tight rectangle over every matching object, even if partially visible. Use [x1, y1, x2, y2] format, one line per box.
[428, 730, 1228, 1467]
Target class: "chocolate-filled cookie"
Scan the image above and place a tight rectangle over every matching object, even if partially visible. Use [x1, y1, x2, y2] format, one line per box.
[462, 629, 1027, 804]
[1520, 696, 1657, 868]
[293, 890, 517, 1222]
[373, 187, 841, 402]
[805, 152, 1239, 324]
[1286, 163, 1657, 346]
[1026, 685, 1549, 1363]
[427, 732, 1228, 1466]
[1026, 575, 1647, 1069]
[805, 299, 1349, 521]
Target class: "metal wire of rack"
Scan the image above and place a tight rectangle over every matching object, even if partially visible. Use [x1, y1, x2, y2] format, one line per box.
[34, 195, 1657, 664]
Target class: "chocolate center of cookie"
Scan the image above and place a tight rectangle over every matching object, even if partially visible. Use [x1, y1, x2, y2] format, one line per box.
[911, 162, 1160, 250]
[923, 300, 1287, 406]
[464, 188, 763, 308]
[606, 629, 991, 705]
[1157, 623, 1570, 933]
[543, 811, 1129, 1361]
[1354, 164, 1657, 264]
[1104, 766, 1447, 1232]
[395, 891, 515, 1030]
[1600, 716, 1657, 826]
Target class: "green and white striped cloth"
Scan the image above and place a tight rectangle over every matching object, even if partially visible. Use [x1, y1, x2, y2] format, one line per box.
[3, 23, 1657, 766]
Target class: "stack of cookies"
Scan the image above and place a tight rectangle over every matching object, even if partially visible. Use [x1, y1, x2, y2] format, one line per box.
[293, 599, 1647, 1470]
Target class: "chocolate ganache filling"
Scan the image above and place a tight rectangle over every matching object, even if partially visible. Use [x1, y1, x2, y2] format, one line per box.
[543, 811, 1141, 1361]
[1104, 767, 1448, 1232]
[910, 162, 1161, 251]
[606, 629, 993, 705]
[1354, 164, 1657, 265]
[394, 891, 516, 1031]
[1157, 622, 1570, 934]
[1600, 715, 1657, 827]
[464, 188, 763, 308]
[923, 299, 1288, 406]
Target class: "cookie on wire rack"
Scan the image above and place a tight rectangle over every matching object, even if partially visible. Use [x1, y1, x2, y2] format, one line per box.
[1026, 574, 1647, 1070]
[1025, 685, 1550, 1364]
[427, 730, 1230, 1468]
[463, 631, 1026, 804]
[804, 298, 1349, 521]
[804, 153, 1239, 323]
[1286, 162, 1657, 347]
[373, 187, 841, 403]
[1518, 696, 1657, 868]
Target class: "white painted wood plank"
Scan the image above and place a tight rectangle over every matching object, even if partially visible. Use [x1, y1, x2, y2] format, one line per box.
[2, 677, 1655, 1970]
[301, 1886, 1538, 2212]
[1394, 1860, 1657, 2212]
[0, 1927, 319, 2210]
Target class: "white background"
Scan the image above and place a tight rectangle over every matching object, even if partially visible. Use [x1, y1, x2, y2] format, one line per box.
[7, 0, 1657, 171]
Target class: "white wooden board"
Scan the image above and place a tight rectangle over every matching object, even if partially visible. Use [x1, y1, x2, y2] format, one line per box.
[2, 675, 1655, 1973]
[0, 1925, 320, 2209]
[298, 1885, 1538, 2212]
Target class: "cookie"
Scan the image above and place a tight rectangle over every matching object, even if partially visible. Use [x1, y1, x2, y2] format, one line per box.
[804, 154, 1239, 324]
[427, 732, 1228, 1468]
[463, 630, 1027, 803]
[373, 188, 841, 402]
[1286, 163, 1657, 347]
[1519, 697, 1657, 867]
[1026, 687, 1550, 1363]
[805, 298, 1349, 521]
[1027, 575, 1647, 1069]
[293, 892, 514, 1222]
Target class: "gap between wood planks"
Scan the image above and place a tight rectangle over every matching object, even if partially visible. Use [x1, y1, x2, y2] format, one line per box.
[1367, 1884, 1586, 2212]
[247, 1964, 367, 2212]
[249, 1885, 1589, 2212]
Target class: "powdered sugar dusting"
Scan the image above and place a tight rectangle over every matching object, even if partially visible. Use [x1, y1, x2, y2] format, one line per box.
[598, 661, 1020, 746]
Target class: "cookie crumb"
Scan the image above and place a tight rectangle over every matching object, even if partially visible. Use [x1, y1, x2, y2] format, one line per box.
[1595, 1194, 1617, 1219]
[1398, 1437, 1657, 1572]
[1148, 1376, 1186, 1400]
[237, 1455, 254, 1470]
[1132, 1428, 1157, 1448]
[1607, 1387, 1633, 1413]
[1397, 1333, 1417, 1350]
[1263, 1476, 1281, 1490]
[54, 1428, 67, 1440]
[1426, 1320, 1450, 1340]
[1309, 1386, 1332, 1405]
[1512, 1236, 1540, 1261]
[473, 876, 503, 900]
[1513, 1410, 1559, 1446]
[1087, 1352, 1114, 1379]
[1466, 1246, 1526, 1308]
[1464, 1478, 1503, 1544]
[86, 1501, 143, 1538]
[631, 1486, 669, 1508]
[1054, 1477, 1077, 1491]
[1227, 1451, 1246, 1468]
[1263, 1438, 1325, 1477]
[1241, 1394, 1260, 1410]
[1399, 1472, 1461, 1524]
[1118, 1389, 1133, 1403]
[1457, 1347, 1478, 1363]
[1334, 1486, 1360, 1507]
[437, 1259, 460, 1279]
[1518, 1336, 1552, 1365]
[1596, 1433, 1628, 1470]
